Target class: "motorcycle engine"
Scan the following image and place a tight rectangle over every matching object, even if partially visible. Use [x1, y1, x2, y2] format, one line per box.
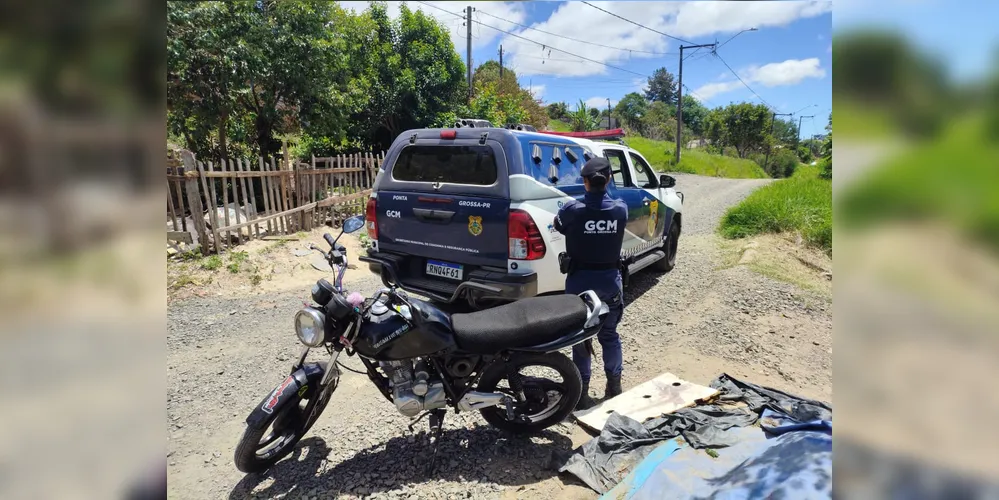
[379, 359, 447, 417]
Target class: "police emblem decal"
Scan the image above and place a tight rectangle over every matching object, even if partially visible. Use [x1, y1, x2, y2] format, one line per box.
[648, 199, 659, 236]
[468, 216, 483, 236]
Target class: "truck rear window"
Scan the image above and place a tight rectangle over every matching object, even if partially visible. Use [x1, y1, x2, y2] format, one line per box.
[391, 145, 498, 186]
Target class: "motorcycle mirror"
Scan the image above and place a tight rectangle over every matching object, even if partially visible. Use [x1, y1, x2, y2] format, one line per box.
[342, 215, 365, 234]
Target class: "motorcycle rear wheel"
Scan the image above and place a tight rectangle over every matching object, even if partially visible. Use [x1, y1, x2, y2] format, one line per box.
[475, 352, 581, 434]
[233, 379, 334, 473]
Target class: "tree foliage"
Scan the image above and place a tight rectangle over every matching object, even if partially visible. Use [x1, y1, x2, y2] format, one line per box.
[547, 101, 569, 121]
[705, 102, 771, 158]
[570, 100, 598, 132]
[645, 67, 678, 105]
[469, 59, 548, 129]
[613, 92, 648, 129]
[680, 95, 709, 137]
[640, 101, 677, 142]
[349, 3, 466, 151]
[820, 113, 832, 179]
[167, 1, 466, 159]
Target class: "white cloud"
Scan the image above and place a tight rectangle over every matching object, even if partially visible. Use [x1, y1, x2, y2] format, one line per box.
[502, 1, 830, 78]
[692, 58, 826, 100]
[339, 1, 527, 52]
[744, 58, 826, 86]
[690, 81, 743, 101]
[526, 84, 546, 99]
[341, 2, 832, 81]
[584, 97, 617, 110]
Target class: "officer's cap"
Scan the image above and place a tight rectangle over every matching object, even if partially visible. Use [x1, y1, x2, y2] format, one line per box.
[580, 157, 611, 180]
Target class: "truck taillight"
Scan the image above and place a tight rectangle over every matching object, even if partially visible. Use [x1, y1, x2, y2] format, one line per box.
[508, 209, 546, 260]
[365, 197, 378, 240]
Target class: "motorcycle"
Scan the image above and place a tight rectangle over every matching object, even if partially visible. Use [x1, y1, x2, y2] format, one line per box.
[234, 214, 611, 474]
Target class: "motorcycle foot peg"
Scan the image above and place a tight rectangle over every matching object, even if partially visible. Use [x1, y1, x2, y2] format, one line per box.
[503, 397, 516, 420]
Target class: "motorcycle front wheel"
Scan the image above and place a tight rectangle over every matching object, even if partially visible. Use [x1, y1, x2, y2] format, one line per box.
[233, 377, 335, 473]
[475, 351, 582, 434]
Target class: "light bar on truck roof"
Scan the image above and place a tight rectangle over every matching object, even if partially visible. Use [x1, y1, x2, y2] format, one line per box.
[537, 128, 626, 140]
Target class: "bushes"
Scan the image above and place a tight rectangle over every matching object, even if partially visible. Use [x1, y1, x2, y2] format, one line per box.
[720, 165, 832, 252]
[768, 148, 800, 178]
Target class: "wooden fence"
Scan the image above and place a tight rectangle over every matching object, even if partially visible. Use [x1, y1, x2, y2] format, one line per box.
[167, 146, 384, 254]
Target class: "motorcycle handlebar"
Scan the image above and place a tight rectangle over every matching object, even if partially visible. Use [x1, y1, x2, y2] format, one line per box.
[323, 233, 336, 248]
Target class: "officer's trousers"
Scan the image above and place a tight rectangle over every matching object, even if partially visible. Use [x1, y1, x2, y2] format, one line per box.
[572, 298, 623, 383]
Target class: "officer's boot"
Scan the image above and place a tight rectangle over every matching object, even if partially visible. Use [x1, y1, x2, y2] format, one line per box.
[604, 373, 623, 400]
[576, 381, 596, 410]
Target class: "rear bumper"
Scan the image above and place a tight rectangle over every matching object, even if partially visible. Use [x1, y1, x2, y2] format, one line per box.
[360, 251, 537, 304]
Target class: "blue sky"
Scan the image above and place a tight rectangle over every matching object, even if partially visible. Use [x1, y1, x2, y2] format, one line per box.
[835, 0, 999, 83]
[340, 1, 833, 135]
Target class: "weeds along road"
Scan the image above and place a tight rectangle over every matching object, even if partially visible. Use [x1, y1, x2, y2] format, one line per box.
[167, 173, 831, 500]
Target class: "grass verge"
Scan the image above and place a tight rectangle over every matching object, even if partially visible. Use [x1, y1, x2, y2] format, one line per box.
[626, 136, 768, 179]
[838, 115, 999, 255]
[719, 165, 832, 252]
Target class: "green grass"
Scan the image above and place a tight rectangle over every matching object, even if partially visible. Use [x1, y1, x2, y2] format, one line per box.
[839, 115, 999, 254]
[834, 98, 898, 139]
[547, 119, 572, 132]
[719, 164, 832, 252]
[626, 136, 768, 179]
[199, 255, 222, 271]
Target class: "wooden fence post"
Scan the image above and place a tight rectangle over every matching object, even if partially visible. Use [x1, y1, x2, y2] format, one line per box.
[180, 151, 209, 251]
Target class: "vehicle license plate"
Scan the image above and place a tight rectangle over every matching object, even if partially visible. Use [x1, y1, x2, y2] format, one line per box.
[426, 260, 462, 280]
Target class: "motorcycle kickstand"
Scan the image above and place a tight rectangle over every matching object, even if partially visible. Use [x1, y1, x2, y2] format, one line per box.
[424, 408, 446, 476]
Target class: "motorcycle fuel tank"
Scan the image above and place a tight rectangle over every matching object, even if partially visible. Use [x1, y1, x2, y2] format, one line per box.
[353, 299, 457, 360]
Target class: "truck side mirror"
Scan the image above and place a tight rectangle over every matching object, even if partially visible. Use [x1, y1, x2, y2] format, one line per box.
[660, 174, 676, 188]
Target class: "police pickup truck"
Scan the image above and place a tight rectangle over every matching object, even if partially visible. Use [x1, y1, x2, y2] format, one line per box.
[360, 123, 683, 308]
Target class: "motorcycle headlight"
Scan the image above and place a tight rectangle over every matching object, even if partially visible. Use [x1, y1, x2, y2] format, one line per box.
[294, 307, 326, 347]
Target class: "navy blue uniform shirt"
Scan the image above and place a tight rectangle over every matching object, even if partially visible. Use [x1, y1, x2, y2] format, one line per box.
[554, 190, 628, 299]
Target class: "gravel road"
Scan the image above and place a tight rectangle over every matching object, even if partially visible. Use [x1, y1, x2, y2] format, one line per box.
[167, 173, 832, 499]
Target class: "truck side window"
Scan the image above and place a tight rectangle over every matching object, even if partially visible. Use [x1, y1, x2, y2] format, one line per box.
[603, 149, 631, 187]
[629, 152, 658, 188]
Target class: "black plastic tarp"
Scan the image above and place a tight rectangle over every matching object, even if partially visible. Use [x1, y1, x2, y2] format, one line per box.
[551, 373, 833, 495]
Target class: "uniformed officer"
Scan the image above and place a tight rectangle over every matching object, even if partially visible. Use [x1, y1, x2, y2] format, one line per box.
[553, 157, 627, 410]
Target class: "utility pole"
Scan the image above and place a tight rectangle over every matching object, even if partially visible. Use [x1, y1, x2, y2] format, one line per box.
[763, 111, 793, 173]
[607, 98, 612, 130]
[796, 115, 814, 148]
[676, 43, 717, 165]
[466, 6, 473, 102]
[499, 45, 503, 79]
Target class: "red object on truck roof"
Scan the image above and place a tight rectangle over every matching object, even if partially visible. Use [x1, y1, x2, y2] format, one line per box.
[537, 128, 626, 139]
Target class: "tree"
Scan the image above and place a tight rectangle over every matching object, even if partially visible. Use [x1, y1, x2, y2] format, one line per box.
[168, 2, 373, 158]
[547, 101, 569, 121]
[470, 60, 547, 129]
[570, 100, 598, 132]
[680, 94, 709, 136]
[770, 117, 799, 146]
[640, 101, 677, 141]
[645, 67, 678, 105]
[351, 3, 466, 150]
[588, 107, 601, 120]
[613, 92, 648, 128]
[703, 102, 771, 158]
[819, 113, 832, 179]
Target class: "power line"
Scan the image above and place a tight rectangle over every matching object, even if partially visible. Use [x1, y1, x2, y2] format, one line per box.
[712, 52, 778, 112]
[476, 9, 677, 56]
[415, 1, 648, 78]
[580, 1, 695, 45]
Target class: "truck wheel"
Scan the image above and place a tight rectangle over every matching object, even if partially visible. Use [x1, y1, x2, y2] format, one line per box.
[654, 222, 680, 273]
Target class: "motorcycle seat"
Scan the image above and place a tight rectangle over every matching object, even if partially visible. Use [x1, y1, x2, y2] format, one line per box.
[451, 295, 589, 353]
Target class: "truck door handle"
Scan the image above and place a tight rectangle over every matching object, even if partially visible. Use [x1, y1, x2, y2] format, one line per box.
[413, 208, 455, 222]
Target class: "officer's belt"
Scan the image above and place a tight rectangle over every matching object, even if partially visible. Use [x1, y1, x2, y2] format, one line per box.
[570, 261, 620, 271]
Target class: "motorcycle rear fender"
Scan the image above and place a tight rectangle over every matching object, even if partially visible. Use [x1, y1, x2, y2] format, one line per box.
[245, 361, 330, 430]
